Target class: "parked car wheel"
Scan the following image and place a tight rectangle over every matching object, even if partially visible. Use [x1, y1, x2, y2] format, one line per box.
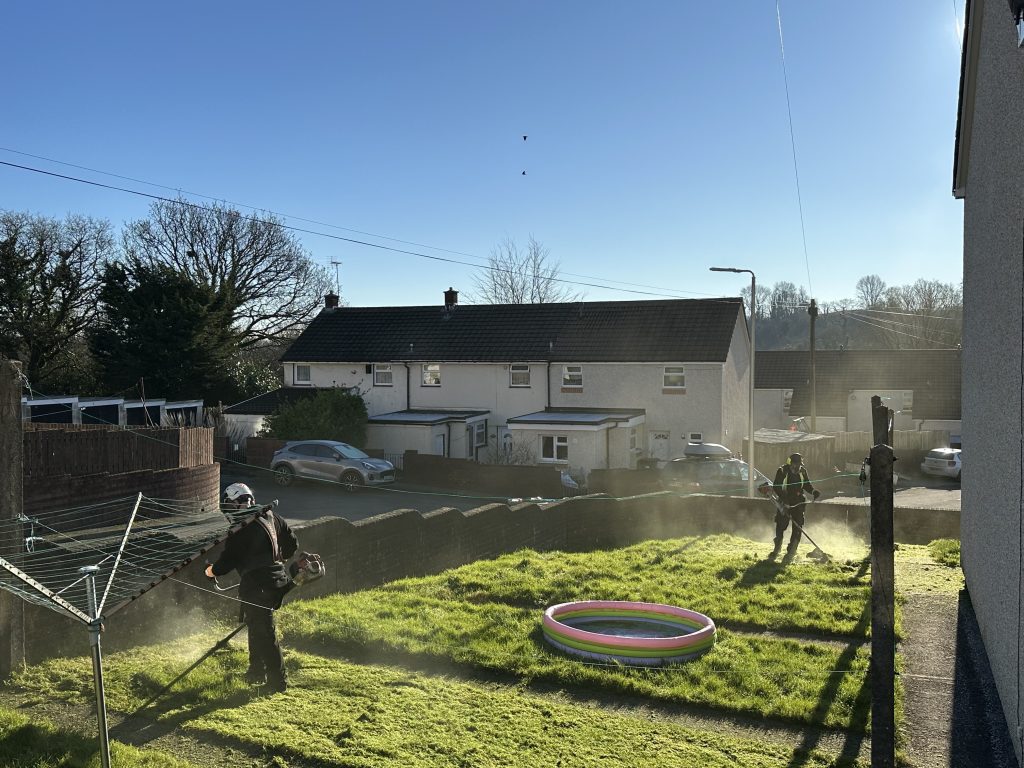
[340, 469, 364, 492]
[274, 465, 295, 486]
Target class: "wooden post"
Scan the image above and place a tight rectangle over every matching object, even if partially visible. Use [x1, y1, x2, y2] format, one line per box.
[870, 394, 895, 768]
[0, 361, 26, 677]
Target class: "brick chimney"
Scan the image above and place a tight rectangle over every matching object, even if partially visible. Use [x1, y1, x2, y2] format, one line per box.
[444, 287, 458, 311]
[324, 292, 340, 309]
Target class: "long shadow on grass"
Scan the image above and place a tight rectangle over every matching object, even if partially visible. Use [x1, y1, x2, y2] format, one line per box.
[783, 596, 871, 767]
[737, 559, 786, 587]
[288, 625, 871, 758]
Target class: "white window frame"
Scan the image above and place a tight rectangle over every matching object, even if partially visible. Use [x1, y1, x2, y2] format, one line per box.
[295, 364, 311, 384]
[473, 421, 487, 448]
[562, 365, 583, 388]
[541, 434, 569, 463]
[373, 363, 393, 386]
[663, 365, 685, 389]
[422, 363, 441, 387]
[510, 364, 531, 387]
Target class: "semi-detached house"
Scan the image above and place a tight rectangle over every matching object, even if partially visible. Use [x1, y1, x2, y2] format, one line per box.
[273, 290, 752, 476]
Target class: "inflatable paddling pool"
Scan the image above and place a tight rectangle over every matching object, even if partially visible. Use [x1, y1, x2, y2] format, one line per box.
[541, 600, 716, 666]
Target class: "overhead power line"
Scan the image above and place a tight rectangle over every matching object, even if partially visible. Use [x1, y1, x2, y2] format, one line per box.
[0, 158, 734, 301]
[775, 1, 814, 298]
[853, 307, 962, 322]
[845, 311, 961, 340]
[0, 147, 734, 301]
[843, 312, 958, 345]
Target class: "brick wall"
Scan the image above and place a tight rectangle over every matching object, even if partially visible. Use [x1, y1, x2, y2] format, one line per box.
[245, 437, 286, 468]
[401, 452, 564, 498]
[23, 464, 221, 529]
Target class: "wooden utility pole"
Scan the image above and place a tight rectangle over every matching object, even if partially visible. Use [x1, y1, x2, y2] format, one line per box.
[870, 394, 895, 768]
[809, 299, 818, 432]
[0, 360, 26, 677]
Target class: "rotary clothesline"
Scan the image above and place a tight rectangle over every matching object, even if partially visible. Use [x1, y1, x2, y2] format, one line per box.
[0, 493, 250, 623]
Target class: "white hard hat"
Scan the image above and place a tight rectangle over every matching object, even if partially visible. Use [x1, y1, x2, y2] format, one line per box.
[224, 483, 255, 502]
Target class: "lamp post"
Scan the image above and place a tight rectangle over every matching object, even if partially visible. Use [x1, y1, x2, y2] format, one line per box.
[711, 267, 756, 498]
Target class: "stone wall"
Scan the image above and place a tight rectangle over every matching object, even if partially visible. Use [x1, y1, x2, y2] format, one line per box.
[8, 492, 960, 666]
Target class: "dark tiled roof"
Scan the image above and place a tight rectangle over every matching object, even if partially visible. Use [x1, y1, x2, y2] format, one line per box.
[756, 349, 961, 420]
[281, 298, 745, 364]
[224, 387, 319, 415]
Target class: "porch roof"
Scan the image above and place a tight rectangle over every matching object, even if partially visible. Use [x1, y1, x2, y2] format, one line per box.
[368, 409, 490, 426]
[508, 407, 645, 429]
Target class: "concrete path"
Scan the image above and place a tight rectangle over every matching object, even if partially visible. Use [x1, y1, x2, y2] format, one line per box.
[902, 591, 1018, 767]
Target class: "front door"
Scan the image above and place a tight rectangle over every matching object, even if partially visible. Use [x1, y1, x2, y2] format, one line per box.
[649, 431, 671, 462]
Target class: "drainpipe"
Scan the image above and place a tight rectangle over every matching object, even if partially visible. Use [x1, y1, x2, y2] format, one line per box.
[446, 422, 451, 458]
[403, 363, 411, 410]
[605, 427, 611, 469]
[546, 362, 551, 408]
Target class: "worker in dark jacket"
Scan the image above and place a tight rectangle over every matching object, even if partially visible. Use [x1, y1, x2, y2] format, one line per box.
[770, 453, 820, 562]
[206, 483, 297, 692]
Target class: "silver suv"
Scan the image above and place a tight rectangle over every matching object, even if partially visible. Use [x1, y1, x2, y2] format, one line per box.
[271, 440, 396, 491]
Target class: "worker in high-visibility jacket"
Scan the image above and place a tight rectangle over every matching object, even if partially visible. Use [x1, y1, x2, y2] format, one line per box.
[770, 453, 820, 562]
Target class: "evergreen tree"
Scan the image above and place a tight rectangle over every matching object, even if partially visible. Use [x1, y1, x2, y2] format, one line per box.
[91, 262, 242, 402]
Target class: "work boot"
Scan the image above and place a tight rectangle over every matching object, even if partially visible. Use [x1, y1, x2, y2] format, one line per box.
[766, 547, 781, 561]
[782, 549, 798, 564]
[244, 668, 266, 686]
[264, 676, 287, 694]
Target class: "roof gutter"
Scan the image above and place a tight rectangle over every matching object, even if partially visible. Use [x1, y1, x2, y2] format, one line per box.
[953, 0, 982, 199]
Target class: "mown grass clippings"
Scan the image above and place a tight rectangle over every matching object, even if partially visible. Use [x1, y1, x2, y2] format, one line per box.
[0, 705, 194, 768]
[280, 585, 872, 731]
[361, 535, 872, 637]
[894, 543, 964, 596]
[926, 539, 961, 568]
[186, 651, 867, 768]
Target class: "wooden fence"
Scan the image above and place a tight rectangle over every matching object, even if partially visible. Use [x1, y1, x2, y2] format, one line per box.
[23, 426, 213, 478]
[828, 430, 950, 457]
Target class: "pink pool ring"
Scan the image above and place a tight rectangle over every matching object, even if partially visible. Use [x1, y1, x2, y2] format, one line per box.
[542, 600, 716, 666]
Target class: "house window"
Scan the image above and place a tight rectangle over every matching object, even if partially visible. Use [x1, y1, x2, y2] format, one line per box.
[295, 365, 311, 384]
[373, 364, 393, 386]
[541, 435, 569, 462]
[510, 364, 531, 387]
[422, 363, 441, 386]
[474, 421, 488, 447]
[663, 366, 685, 389]
[562, 365, 583, 388]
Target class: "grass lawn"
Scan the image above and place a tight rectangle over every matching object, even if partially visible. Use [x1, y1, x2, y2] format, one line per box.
[0, 534, 963, 767]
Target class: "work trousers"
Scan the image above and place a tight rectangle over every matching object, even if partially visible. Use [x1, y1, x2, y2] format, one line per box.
[240, 584, 286, 685]
[773, 502, 806, 554]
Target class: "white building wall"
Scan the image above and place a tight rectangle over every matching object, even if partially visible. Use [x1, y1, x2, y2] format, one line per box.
[548, 362, 726, 461]
[408, 363, 547, 422]
[959, 1, 1024, 762]
[755, 389, 789, 430]
[721, 313, 750, 456]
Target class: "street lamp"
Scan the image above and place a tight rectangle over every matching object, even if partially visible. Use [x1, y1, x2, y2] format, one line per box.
[710, 266, 756, 498]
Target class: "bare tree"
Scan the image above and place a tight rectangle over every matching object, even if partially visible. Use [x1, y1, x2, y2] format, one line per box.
[740, 283, 773, 320]
[122, 199, 332, 347]
[848, 279, 962, 349]
[0, 211, 113, 388]
[855, 274, 887, 308]
[471, 236, 578, 304]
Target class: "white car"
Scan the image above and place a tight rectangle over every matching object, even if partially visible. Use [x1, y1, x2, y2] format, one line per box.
[920, 448, 962, 482]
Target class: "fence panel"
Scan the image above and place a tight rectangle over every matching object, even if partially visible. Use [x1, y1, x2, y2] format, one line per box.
[22, 426, 213, 477]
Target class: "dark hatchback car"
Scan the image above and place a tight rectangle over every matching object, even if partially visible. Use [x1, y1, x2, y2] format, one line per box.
[661, 457, 772, 496]
[271, 440, 396, 491]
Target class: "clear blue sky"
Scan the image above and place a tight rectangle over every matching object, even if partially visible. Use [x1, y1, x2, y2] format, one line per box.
[1, 1, 965, 307]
